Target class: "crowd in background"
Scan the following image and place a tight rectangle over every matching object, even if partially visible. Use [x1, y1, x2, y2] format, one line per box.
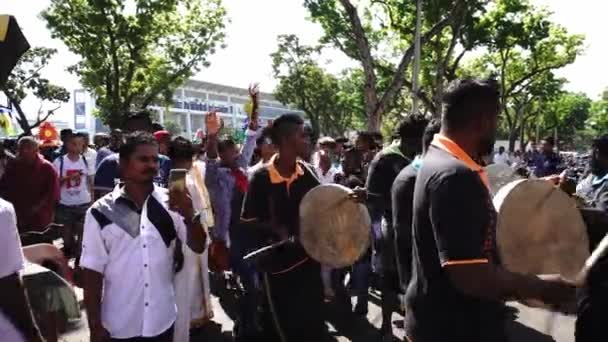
[0, 93, 603, 342]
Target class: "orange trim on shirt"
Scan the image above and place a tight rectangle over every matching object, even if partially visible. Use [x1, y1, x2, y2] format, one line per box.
[270, 257, 309, 275]
[441, 258, 489, 266]
[267, 154, 304, 188]
[430, 134, 490, 190]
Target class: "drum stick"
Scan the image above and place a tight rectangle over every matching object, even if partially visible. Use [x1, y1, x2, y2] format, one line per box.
[573, 232, 608, 287]
[243, 238, 293, 262]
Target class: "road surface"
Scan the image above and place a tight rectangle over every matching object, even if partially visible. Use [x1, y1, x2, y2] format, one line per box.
[58, 286, 574, 342]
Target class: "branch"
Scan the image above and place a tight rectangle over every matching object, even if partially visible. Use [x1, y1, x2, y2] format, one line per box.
[374, 0, 465, 117]
[18, 65, 46, 89]
[30, 105, 60, 129]
[338, 0, 379, 116]
[99, 7, 121, 113]
[445, 49, 466, 81]
[506, 62, 571, 97]
[402, 78, 436, 114]
[141, 30, 217, 108]
[4, 93, 31, 135]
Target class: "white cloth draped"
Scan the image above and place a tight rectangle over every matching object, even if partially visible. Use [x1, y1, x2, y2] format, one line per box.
[173, 161, 214, 342]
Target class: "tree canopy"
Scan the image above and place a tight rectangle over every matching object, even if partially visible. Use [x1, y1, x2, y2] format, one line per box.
[271, 34, 364, 138]
[42, 0, 227, 128]
[1, 47, 70, 135]
[304, 0, 469, 131]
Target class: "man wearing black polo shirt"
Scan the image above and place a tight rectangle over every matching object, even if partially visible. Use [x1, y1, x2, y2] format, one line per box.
[391, 118, 441, 295]
[574, 135, 608, 342]
[241, 114, 330, 342]
[365, 114, 428, 339]
[406, 79, 574, 342]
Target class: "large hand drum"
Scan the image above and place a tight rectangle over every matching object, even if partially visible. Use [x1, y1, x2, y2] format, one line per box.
[299, 184, 371, 268]
[494, 179, 589, 280]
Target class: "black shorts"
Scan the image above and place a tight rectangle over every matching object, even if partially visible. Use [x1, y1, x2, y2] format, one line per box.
[55, 204, 88, 227]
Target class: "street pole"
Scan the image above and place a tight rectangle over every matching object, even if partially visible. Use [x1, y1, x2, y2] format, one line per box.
[411, 0, 422, 115]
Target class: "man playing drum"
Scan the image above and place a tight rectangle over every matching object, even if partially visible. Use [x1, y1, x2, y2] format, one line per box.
[240, 114, 329, 341]
[574, 135, 608, 342]
[405, 79, 574, 342]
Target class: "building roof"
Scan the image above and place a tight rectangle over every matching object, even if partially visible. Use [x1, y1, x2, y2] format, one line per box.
[185, 79, 278, 102]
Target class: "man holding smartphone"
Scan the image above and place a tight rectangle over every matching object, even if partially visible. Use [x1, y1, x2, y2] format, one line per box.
[80, 132, 207, 342]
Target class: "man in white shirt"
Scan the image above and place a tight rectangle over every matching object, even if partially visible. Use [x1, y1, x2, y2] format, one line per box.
[493, 146, 511, 165]
[53, 133, 93, 260]
[80, 132, 206, 342]
[0, 198, 44, 342]
[315, 149, 339, 185]
[80, 132, 98, 176]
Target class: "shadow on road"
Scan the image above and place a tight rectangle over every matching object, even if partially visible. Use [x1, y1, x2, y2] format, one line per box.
[507, 320, 556, 342]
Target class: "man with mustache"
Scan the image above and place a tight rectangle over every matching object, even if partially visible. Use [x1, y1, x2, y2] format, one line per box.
[405, 79, 574, 342]
[80, 132, 206, 342]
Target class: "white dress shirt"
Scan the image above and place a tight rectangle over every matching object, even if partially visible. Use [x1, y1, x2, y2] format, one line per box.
[84, 148, 97, 175]
[80, 186, 190, 339]
[0, 199, 26, 342]
[493, 152, 511, 165]
[315, 166, 339, 185]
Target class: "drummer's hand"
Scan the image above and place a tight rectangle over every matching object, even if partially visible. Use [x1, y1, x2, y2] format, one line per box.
[535, 274, 577, 309]
[349, 187, 367, 203]
[542, 175, 562, 185]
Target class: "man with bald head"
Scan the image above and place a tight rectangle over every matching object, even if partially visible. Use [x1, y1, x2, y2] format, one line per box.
[0, 136, 59, 232]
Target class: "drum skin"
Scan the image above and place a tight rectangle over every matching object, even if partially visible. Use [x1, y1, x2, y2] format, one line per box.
[299, 184, 371, 268]
[494, 179, 589, 280]
[486, 163, 522, 197]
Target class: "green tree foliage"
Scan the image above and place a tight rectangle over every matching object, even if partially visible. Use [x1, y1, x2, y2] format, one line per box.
[540, 92, 592, 149]
[459, 0, 584, 150]
[304, 0, 469, 130]
[42, 0, 227, 128]
[587, 88, 608, 134]
[1, 47, 70, 135]
[271, 34, 364, 138]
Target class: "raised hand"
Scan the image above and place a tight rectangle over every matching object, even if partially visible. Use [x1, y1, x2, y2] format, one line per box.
[205, 111, 222, 136]
[248, 83, 260, 131]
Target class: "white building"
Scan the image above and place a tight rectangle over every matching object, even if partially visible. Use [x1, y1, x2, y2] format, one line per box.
[79, 79, 303, 138]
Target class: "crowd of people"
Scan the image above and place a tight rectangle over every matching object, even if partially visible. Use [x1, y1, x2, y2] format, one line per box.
[2, 78, 608, 342]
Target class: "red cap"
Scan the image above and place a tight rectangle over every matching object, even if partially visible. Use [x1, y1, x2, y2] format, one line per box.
[153, 130, 170, 142]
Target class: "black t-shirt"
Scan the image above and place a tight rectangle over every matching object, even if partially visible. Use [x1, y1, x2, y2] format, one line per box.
[405, 146, 504, 342]
[575, 175, 608, 320]
[365, 150, 410, 225]
[391, 163, 418, 288]
[241, 160, 321, 272]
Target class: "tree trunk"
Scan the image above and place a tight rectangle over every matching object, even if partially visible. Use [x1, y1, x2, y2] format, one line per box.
[508, 127, 518, 152]
[367, 107, 380, 132]
[7, 96, 32, 136]
[519, 118, 526, 153]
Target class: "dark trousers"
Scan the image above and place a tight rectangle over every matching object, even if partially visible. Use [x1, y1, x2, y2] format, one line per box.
[110, 325, 174, 342]
[230, 242, 261, 338]
[261, 258, 330, 342]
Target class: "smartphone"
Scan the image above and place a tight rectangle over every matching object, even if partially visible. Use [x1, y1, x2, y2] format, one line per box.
[169, 169, 188, 193]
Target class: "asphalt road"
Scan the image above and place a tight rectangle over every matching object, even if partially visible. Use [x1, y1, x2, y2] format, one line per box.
[58, 287, 574, 342]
